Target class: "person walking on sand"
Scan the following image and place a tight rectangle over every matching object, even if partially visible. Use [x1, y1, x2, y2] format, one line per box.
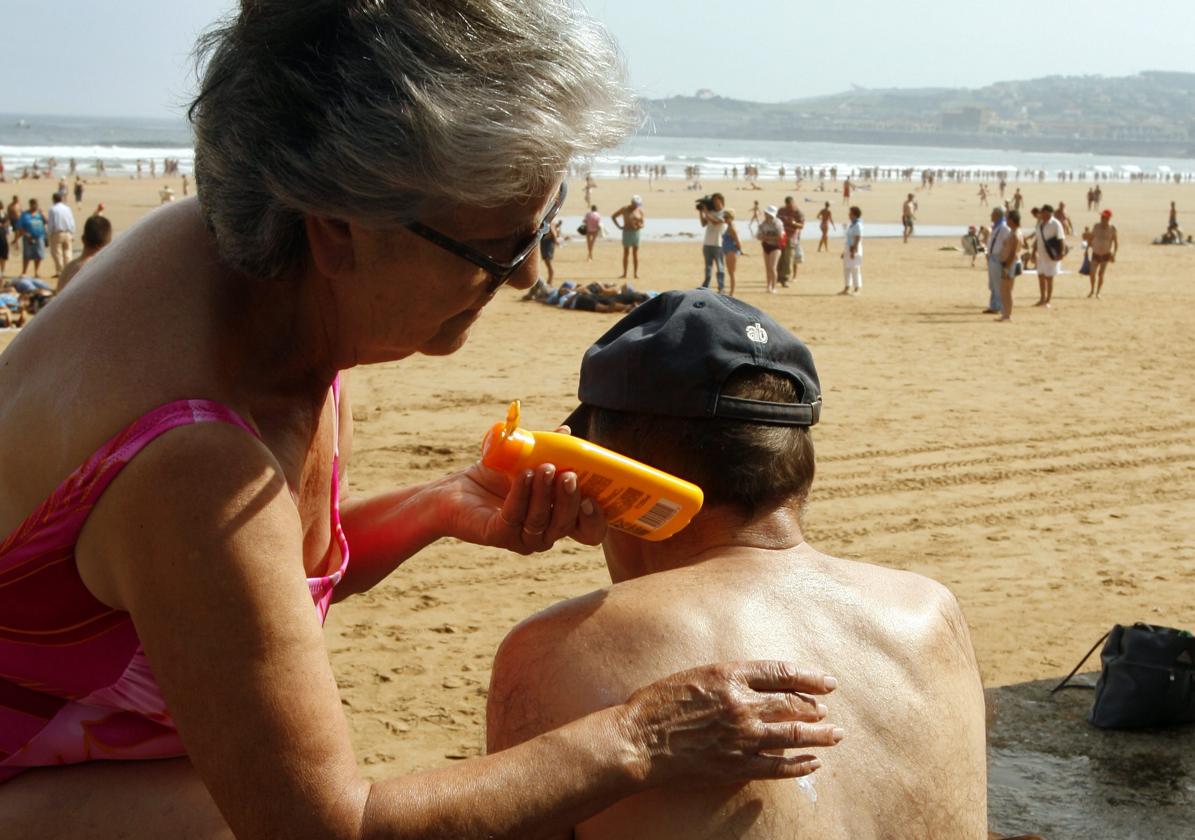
[997, 209, 1024, 322]
[901, 193, 917, 243]
[842, 177, 852, 204]
[583, 203, 601, 261]
[756, 205, 784, 295]
[776, 196, 804, 288]
[1032, 204, 1065, 308]
[978, 184, 989, 207]
[721, 208, 745, 297]
[1012, 188, 1024, 212]
[1086, 209, 1118, 299]
[816, 201, 836, 252]
[611, 194, 645, 280]
[839, 205, 863, 295]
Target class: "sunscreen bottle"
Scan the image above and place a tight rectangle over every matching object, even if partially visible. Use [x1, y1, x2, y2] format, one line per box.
[480, 401, 703, 541]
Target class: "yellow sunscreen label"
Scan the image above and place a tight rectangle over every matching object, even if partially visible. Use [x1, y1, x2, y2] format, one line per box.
[480, 401, 704, 541]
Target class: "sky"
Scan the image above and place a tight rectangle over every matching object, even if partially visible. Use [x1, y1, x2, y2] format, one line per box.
[4, 0, 1194, 119]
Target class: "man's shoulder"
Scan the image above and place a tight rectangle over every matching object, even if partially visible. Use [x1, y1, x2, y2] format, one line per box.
[814, 550, 970, 657]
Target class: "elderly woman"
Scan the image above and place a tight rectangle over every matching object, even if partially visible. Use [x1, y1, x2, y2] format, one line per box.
[0, 3, 841, 839]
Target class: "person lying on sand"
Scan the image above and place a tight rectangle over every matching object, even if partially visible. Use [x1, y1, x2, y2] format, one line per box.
[487, 290, 987, 839]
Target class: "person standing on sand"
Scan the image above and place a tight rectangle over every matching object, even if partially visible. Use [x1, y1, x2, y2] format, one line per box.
[0, 211, 9, 278]
[47, 193, 76, 277]
[816, 201, 835, 252]
[1055, 201, 1073, 235]
[842, 177, 852, 204]
[611, 194, 645, 280]
[1012, 188, 1024, 212]
[839, 205, 863, 295]
[978, 184, 989, 207]
[16, 197, 48, 277]
[698, 193, 728, 292]
[1032, 204, 1065, 308]
[182, 173, 190, 196]
[538, 218, 562, 286]
[584, 203, 601, 260]
[73, 176, 85, 208]
[901, 193, 917, 243]
[985, 207, 1009, 314]
[776, 196, 804, 288]
[1168, 201, 1179, 236]
[756, 205, 784, 295]
[721, 208, 745, 297]
[6, 195, 21, 236]
[1093, 184, 1102, 210]
[1086, 209, 1118, 299]
[997, 209, 1024, 322]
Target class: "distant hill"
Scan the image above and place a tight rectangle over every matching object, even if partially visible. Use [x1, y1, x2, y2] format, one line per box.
[639, 72, 1195, 158]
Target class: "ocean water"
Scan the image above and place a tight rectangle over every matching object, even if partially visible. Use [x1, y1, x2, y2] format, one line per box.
[2, 112, 1192, 181]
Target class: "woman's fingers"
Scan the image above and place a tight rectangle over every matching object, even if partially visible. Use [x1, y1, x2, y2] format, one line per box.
[543, 471, 581, 545]
[517, 464, 557, 549]
[736, 661, 839, 696]
[747, 753, 823, 780]
[754, 721, 844, 751]
[755, 690, 827, 724]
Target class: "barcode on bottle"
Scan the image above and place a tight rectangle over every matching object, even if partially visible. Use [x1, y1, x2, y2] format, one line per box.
[637, 498, 681, 531]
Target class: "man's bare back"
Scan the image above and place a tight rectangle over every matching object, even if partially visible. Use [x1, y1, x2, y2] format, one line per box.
[488, 543, 987, 839]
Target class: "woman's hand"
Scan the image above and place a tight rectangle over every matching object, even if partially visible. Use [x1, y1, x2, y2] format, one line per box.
[434, 431, 606, 554]
[618, 661, 843, 787]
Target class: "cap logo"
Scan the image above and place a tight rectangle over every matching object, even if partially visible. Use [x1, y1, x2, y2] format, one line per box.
[746, 322, 768, 344]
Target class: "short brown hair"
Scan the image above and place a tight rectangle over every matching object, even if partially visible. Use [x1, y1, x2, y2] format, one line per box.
[587, 367, 815, 519]
[82, 215, 113, 249]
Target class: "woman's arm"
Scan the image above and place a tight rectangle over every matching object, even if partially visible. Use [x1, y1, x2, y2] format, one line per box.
[337, 460, 603, 600]
[81, 424, 841, 840]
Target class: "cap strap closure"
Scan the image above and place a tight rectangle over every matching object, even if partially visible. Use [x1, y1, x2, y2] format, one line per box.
[714, 395, 821, 426]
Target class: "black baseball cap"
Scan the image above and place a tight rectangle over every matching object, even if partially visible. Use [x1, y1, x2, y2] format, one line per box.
[564, 289, 821, 434]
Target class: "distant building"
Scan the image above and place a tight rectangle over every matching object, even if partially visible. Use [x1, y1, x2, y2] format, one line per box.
[695, 88, 717, 100]
[939, 107, 988, 132]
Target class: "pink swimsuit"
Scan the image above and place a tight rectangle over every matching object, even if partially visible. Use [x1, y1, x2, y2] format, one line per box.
[0, 385, 349, 782]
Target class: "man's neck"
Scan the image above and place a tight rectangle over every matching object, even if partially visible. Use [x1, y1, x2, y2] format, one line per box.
[604, 503, 807, 583]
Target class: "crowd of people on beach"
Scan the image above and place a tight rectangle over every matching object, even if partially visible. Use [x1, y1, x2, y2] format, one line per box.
[1, 178, 113, 328]
[555, 166, 1187, 320]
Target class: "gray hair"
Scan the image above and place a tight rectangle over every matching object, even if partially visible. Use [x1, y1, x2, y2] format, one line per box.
[190, 0, 636, 279]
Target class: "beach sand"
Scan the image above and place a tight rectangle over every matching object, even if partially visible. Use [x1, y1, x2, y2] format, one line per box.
[3, 173, 1193, 778]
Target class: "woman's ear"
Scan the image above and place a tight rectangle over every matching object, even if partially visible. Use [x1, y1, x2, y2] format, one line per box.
[304, 215, 355, 278]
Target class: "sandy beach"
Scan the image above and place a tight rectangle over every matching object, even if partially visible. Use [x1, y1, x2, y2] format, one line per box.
[3, 172, 1193, 779]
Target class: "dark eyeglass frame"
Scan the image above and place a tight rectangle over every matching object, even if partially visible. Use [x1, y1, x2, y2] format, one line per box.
[405, 182, 568, 295]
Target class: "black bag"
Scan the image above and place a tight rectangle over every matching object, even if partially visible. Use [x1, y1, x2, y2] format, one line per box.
[1052, 623, 1195, 729]
[1039, 224, 1066, 261]
[576, 223, 588, 236]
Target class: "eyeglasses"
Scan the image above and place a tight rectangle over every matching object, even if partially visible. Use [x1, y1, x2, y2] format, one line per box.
[405, 182, 568, 295]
